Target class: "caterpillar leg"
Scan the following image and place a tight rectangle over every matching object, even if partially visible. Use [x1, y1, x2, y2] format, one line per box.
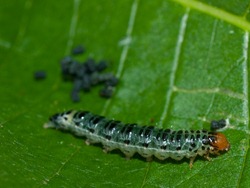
[204, 153, 211, 161]
[103, 148, 109, 153]
[102, 144, 116, 153]
[85, 139, 91, 145]
[122, 150, 134, 160]
[125, 156, 131, 160]
[146, 156, 153, 162]
[214, 150, 220, 155]
[85, 138, 98, 145]
[189, 157, 196, 169]
[85, 139, 93, 145]
[102, 146, 113, 153]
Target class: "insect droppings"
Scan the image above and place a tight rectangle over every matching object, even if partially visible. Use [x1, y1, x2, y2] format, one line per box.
[211, 119, 227, 131]
[60, 54, 118, 101]
[34, 71, 46, 80]
[72, 45, 85, 55]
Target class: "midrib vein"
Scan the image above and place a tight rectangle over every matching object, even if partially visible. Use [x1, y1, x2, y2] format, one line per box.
[172, 0, 250, 31]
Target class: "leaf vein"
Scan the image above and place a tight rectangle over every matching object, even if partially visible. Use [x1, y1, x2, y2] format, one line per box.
[173, 86, 245, 100]
[40, 147, 81, 186]
[172, 0, 250, 31]
[159, 8, 190, 128]
[237, 31, 250, 187]
[65, 0, 81, 55]
[101, 0, 139, 115]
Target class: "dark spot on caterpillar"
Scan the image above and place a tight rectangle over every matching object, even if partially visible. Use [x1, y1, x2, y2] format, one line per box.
[202, 146, 205, 150]
[105, 135, 111, 140]
[202, 135, 208, 140]
[191, 143, 196, 148]
[176, 146, 181, 151]
[170, 131, 176, 142]
[104, 120, 120, 132]
[208, 135, 216, 143]
[184, 131, 189, 139]
[64, 117, 68, 121]
[139, 126, 146, 136]
[165, 129, 171, 133]
[196, 130, 201, 134]
[92, 116, 105, 124]
[121, 124, 136, 136]
[202, 138, 209, 145]
[88, 128, 95, 133]
[75, 121, 81, 127]
[196, 134, 201, 139]
[161, 145, 167, 150]
[65, 110, 73, 115]
[190, 135, 195, 142]
[75, 111, 89, 119]
[143, 126, 154, 138]
[49, 113, 59, 121]
[176, 130, 183, 141]
[88, 115, 96, 123]
[104, 121, 112, 129]
[124, 140, 130, 145]
[177, 130, 183, 134]
[142, 143, 149, 148]
[156, 129, 163, 141]
[162, 129, 171, 141]
[189, 148, 192, 152]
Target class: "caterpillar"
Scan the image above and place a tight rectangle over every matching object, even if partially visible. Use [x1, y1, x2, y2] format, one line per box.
[44, 110, 230, 168]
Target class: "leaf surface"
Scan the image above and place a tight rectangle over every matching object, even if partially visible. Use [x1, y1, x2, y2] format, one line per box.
[0, 0, 249, 187]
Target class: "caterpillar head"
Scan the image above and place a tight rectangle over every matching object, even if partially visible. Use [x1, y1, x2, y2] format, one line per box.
[44, 110, 74, 130]
[208, 133, 230, 154]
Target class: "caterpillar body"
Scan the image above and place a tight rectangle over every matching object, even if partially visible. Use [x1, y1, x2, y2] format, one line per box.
[44, 110, 230, 168]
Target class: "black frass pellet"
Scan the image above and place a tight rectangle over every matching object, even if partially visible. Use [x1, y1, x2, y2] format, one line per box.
[99, 86, 114, 98]
[105, 76, 119, 86]
[84, 58, 97, 74]
[211, 119, 227, 130]
[60, 46, 119, 102]
[72, 45, 85, 55]
[81, 75, 91, 92]
[90, 73, 115, 85]
[96, 60, 108, 72]
[34, 71, 46, 80]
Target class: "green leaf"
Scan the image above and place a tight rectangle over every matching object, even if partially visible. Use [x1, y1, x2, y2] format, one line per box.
[0, 0, 249, 187]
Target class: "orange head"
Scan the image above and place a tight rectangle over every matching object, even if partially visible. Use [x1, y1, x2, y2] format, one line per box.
[208, 133, 230, 153]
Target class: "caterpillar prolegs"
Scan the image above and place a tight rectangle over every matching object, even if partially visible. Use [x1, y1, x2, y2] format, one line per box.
[44, 110, 230, 168]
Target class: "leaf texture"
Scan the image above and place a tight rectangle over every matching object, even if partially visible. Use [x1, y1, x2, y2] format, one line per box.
[0, 0, 249, 187]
